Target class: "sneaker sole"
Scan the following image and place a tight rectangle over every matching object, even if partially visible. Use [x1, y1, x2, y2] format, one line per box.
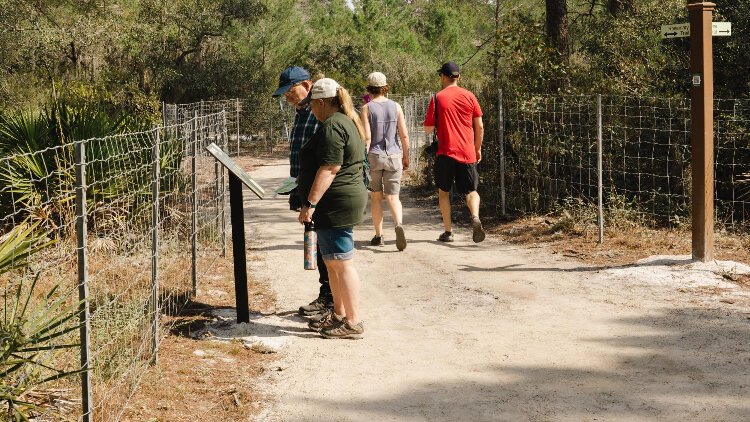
[472, 221, 486, 243]
[395, 226, 407, 251]
[320, 332, 364, 340]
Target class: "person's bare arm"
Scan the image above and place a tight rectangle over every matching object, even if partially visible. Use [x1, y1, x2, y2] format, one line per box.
[298, 164, 340, 223]
[396, 103, 410, 170]
[424, 98, 435, 135]
[473, 116, 484, 163]
[360, 103, 371, 151]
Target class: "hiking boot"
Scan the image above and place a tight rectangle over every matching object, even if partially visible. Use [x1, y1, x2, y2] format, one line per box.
[395, 225, 407, 251]
[472, 217, 486, 243]
[308, 311, 343, 332]
[298, 295, 333, 316]
[320, 319, 364, 339]
[370, 235, 384, 246]
[307, 306, 332, 322]
[437, 231, 454, 242]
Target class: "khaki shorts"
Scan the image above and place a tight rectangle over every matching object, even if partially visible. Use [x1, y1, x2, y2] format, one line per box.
[368, 152, 403, 195]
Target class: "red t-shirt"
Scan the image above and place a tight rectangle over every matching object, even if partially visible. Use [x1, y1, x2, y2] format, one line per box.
[423, 85, 483, 164]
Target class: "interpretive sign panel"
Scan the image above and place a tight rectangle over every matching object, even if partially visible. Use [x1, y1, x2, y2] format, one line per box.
[206, 143, 265, 199]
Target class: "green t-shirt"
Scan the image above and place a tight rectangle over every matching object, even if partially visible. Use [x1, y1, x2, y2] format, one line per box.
[297, 112, 367, 229]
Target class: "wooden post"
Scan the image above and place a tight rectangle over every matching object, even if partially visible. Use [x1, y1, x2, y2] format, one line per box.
[688, 1, 715, 261]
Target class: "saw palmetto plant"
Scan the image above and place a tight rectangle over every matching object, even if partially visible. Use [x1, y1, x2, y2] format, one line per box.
[1, 220, 82, 421]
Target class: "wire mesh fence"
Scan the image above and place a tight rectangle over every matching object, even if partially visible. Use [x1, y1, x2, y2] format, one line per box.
[424, 91, 750, 235]
[1, 111, 229, 421]
[164, 98, 295, 157]
[400, 95, 432, 179]
[1, 141, 84, 420]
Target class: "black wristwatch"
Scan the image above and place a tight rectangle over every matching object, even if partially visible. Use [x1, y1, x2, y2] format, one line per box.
[304, 200, 316, 209]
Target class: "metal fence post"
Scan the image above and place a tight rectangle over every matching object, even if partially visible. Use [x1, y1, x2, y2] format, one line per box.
[75, 140, 93, 422]
[220, 109, 228, 256]
[498, 89, 506, 216]
[267, 98, 272, 150]
[151, 128, 161, 363]
[597, 94, 604, 243]
[236, 98, 241, 156]
[191, 112, 198, 296]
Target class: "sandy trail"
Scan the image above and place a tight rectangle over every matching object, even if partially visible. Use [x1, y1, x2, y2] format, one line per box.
[234, 159, 749, 422]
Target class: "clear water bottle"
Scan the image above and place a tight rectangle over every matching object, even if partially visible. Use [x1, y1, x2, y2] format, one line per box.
[304, 221, 317, 270]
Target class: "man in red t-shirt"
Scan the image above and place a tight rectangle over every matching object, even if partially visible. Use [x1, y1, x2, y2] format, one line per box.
[423, 61, 485, 243]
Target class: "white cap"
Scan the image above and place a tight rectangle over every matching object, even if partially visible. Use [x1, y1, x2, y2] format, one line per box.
[310, 78, 341, 99]
[367, 72, 387, 87]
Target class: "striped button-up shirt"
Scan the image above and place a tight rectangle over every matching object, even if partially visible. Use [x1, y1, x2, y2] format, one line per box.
[290, 105, 319, 178]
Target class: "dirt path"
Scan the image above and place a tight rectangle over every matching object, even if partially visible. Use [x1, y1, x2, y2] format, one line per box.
[237, 159, 749, 421]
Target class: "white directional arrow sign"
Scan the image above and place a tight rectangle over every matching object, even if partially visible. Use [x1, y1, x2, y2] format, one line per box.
[661, 22, 732, 39]
[712, 22, 731, 36]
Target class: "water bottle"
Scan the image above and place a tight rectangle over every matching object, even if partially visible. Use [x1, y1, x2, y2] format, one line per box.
[304, 221, 317, 270]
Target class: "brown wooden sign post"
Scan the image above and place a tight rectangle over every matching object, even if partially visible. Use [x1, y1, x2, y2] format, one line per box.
[688, 1, 715, 262]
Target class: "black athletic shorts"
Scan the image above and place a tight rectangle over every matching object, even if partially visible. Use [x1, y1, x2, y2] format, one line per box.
[434, 154, 479, 194]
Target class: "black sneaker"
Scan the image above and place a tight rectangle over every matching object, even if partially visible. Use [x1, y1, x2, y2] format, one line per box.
[370, 235, 384, 246]
[438, 231, 454, 242]
[472, 217, 485, 243]
[395, 225, 407, 251]
[298, 296, 333, 316]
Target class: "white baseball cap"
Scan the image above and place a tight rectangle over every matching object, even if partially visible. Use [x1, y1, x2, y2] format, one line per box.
[310, 78, 341, 100]
[367, 72, 387, 87]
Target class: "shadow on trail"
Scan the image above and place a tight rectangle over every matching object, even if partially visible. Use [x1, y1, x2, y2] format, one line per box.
[302, 306, 750, 421]
[457, 257, 705, 274]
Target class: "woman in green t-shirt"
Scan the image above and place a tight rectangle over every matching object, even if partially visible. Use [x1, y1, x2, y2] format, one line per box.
[297, 78, 368, 339]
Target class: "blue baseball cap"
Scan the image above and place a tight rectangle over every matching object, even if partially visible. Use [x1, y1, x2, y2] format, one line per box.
[272, 66, 311, 97]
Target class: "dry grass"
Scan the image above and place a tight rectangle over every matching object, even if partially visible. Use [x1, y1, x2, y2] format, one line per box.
[119, 155, 278, 421]
[487, 215, 750, 269]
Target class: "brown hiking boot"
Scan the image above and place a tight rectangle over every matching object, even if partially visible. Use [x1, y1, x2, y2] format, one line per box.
[308, 311, 343, 332]
[320, 319, 364, 339]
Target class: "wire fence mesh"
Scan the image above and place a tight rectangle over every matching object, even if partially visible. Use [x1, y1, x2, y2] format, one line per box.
[164, 98, 295, 157]
[446, 92, 750, 234]
[1, 141, 84, 419]
[1, 111, 229, 421]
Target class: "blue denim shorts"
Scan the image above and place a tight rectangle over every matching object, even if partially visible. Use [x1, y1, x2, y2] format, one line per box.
[316, 227, 354, 261]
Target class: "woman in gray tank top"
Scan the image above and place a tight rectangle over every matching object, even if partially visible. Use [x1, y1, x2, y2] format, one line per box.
[359, 72, 410, 251]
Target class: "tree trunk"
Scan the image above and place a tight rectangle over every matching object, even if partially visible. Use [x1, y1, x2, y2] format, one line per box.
[608, 0, 633, 16]
[493, 0, 501, 81]
[545, 0, 570, 60]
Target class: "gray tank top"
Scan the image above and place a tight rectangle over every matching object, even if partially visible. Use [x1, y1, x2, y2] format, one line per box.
[367, 100, 401, 156]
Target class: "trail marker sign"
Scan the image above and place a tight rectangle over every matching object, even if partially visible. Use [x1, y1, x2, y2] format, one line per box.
[661, 23, 690, 38]
[661, 22, 731, 38]
[712, 22, 731, 36]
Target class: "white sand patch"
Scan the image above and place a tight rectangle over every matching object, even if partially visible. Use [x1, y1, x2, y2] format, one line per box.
[194, 309, 290, 353]
[602, 254, 750, 294]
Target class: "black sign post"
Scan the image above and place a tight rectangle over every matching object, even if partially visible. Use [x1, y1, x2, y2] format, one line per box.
[205, 143, 265, 323]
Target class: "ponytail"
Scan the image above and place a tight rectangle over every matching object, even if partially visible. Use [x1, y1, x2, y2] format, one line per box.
[336, 87, 366, 142]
